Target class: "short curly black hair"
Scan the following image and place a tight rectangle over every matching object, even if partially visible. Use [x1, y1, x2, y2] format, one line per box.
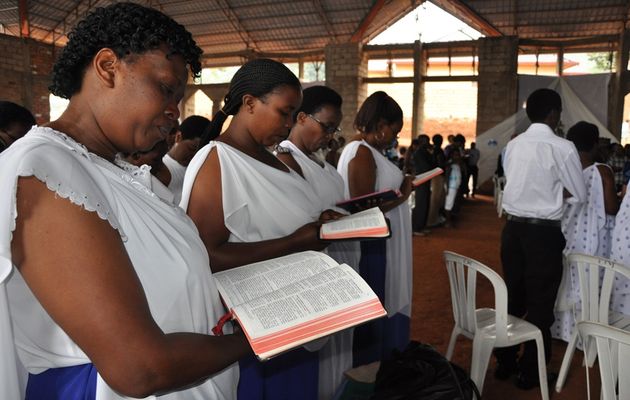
[50, 2, 202, 99]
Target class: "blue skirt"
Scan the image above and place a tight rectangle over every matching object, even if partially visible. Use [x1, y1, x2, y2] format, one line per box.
[237, 346, 319, 400]
[353, 240, 410, 366]
[26, 363, 97, 400]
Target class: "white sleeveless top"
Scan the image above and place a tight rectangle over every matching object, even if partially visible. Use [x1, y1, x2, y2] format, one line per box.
[0, 127, 238, 400]
[337, 140, 412, 317]
[181, 141, 322, 243]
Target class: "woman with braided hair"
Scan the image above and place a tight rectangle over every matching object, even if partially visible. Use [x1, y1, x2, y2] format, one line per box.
[337, 91, 414, 366]
[181, 59, 339, 400]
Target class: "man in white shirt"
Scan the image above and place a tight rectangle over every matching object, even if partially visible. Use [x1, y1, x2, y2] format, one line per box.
[494, 88, 586, 390]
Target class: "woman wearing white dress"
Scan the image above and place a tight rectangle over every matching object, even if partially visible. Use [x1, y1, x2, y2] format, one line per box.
[553, 121, 618, 342]
[277, 85, 360, 399]
[181, 60, 339, 400]
[0, 4, 249, 399]
[337, 91, 413, 366]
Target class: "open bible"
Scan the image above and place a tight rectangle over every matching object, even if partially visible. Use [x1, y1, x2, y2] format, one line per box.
[319, 207, 390, 241]
[212, 251, 387, 360]
[335, 189, 401, 213]
[413, 167, 444, 187]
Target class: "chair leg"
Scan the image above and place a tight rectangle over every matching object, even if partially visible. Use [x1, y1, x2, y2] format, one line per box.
[470, 335, 494, 395]
[584, 335, 598, 368]
[445, 327, 460, 360]
[556, 330, 579, 393]
[534, 335, 550, 400]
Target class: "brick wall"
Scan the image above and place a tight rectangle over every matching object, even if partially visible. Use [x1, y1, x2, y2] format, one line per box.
[325, 43, 368, 139]
[0, 34, 56, 123]
[476, 36, 518, 134]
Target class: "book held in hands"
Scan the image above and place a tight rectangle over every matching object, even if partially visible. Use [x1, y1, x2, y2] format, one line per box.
[335, 189, 401, 213]
[412, 167, 444, 187]
[212, 251, 387, 360]
[319, 207, 390, 241]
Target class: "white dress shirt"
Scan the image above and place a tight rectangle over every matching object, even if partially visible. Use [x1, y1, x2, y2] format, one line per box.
[502, 123, 586, 220]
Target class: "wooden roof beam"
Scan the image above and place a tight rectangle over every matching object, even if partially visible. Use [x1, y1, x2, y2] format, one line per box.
[18, 0, 29, 38]
[350, 0, 386, 43]
[215, 0, 262, 54]
[442, 0, 502, 37]
[312, 0, 337, 43]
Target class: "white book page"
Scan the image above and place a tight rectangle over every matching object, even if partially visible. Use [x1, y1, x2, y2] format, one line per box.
[233, 263, 379, 339]
[320, 207, 386, 236]
[413, 167, 443, 186]
[214, 251, 339, 309]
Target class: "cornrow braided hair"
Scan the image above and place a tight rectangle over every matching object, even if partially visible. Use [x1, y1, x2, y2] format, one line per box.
[200, 58, 301, 146]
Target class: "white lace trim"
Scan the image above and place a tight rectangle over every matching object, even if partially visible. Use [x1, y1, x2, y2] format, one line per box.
[10, 167, 128, 242]
[7, 127, 134, 242]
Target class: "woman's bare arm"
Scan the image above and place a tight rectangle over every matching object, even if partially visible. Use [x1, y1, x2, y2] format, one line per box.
[11, 177, 251, 398]
[186, 149, 326, 272]
[276, 152, 304, 178]
[347, 145, 412, 213]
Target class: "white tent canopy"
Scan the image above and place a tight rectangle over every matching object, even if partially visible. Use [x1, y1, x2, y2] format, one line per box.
[476, 74, 618, 185]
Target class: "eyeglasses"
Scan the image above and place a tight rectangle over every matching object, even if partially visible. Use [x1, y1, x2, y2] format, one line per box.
[307, 114, 341, 136]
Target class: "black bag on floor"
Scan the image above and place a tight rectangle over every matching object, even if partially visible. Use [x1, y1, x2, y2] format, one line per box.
[371, 341, 481, 400]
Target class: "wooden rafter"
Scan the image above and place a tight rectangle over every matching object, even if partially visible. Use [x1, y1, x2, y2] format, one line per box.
[350, 0, 386, 43]
[215, 0, 262, 54]
[443, 0, 502, 37]
[18, 0, 29, 38]
[41, 0, 95, 44]
[311, 0, 337, 43]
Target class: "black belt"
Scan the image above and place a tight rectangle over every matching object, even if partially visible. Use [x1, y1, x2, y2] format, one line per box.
[506, 214, 561, 227]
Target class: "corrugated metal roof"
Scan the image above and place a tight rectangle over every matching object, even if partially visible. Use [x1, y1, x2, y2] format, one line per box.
[2, 0, 628, 67]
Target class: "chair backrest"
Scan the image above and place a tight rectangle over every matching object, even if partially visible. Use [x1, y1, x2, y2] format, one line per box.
[443, 251, 509, 343]
[578, 321, 630, 400]
[567, 254, 630, 325]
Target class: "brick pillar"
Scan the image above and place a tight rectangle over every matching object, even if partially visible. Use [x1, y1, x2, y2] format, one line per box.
[325, 42, 368, 139]
[411, 40, 426, 138]
[0, 34, 55, 123]
[608, 29, 630, 140]
[475, 36, 519, 135]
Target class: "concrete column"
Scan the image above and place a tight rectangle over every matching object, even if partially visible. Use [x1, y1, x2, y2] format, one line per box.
[608, 29, 630, 140]
[411, 40, 426, 138]
[325, 42, 368, 138]
[475, 36, 519, 135]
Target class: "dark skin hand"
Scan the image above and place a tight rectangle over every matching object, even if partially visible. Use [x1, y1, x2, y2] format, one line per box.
[347, 144, 413, 213]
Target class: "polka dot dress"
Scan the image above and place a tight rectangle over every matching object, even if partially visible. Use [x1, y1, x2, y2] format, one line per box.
[552, 164, 615, 344]
[610, 183, 630, 313]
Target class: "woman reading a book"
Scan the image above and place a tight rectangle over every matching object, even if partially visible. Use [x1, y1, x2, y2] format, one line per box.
[180, 59, 339, 400]
[337, 91, 414, 366]
[276, 85, 361, 399]
[0, 4, 251, 399]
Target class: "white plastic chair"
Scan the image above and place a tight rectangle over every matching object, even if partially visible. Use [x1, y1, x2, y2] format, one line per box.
[577, 321, 630, 400]
[443, 251, 549, 399]
[556, 254, 630, 393]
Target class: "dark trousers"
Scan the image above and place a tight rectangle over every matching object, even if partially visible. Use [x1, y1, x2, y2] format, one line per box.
[412, 183, 430, 232]
[494, 220, 565, 378]
[467, 165, 479, 194]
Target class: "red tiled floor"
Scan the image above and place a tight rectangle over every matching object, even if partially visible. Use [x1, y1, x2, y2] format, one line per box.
[411, 194, 599, 399]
